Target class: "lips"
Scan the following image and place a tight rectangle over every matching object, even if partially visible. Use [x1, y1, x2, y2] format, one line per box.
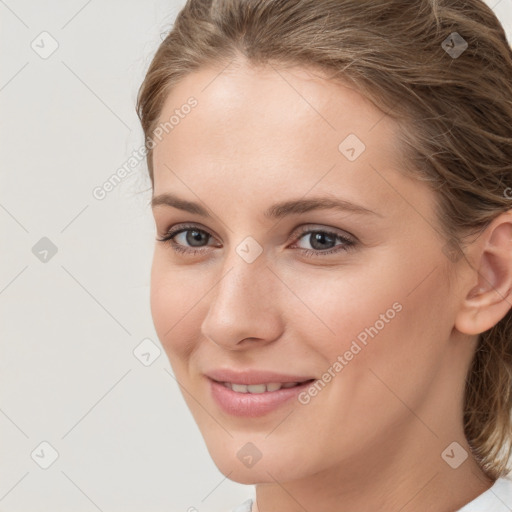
[205, 368, 317, 416]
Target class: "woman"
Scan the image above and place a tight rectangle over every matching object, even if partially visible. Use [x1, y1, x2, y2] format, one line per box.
[136, 1, 512, 510]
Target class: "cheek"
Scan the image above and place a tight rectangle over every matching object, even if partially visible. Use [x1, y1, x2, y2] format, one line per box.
[286, 252, 451, 393]
[149, 252, 207, 362]
[281, 257, 411, 353]
[331, 264, 451, 415]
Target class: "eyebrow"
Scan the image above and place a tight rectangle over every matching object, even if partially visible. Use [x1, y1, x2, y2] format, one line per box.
[151, 192, 382, 219]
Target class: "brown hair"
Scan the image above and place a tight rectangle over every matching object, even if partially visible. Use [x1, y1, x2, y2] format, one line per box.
[136, 0, 512, 480]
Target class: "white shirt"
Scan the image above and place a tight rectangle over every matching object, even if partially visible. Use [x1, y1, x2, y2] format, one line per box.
[230, 476, 512, 512]
[457, 476, 512, 511]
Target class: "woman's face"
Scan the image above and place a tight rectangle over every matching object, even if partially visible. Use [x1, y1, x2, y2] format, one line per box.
[149, 60, 475, 484]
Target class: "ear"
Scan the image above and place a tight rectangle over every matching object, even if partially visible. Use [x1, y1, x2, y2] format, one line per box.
[455, 210, 512, 336]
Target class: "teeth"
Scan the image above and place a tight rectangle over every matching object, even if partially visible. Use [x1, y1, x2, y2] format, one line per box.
[231, 383, 249, 393]
[223, 382, 300, 393]
[247, 384, 267, 394]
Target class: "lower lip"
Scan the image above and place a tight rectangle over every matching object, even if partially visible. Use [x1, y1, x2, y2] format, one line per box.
[209, 378, 314, 417]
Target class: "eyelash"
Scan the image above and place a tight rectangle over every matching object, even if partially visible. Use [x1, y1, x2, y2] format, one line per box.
[156, 223, 356, 258]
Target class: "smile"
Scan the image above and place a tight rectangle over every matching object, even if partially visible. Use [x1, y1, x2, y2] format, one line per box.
[220, 381, 311, 393]
[209, 378, 316, 417]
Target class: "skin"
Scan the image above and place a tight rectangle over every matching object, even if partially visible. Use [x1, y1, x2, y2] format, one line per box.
[149, 57, 512, 512]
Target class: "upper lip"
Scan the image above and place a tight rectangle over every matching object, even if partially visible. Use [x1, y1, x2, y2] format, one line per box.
[205, 368, 316, 385]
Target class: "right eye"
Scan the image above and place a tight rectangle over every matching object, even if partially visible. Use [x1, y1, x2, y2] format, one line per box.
[156, 224, 221, 255]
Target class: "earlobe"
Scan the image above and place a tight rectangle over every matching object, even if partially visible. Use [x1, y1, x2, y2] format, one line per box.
[455, 211, 512, 336]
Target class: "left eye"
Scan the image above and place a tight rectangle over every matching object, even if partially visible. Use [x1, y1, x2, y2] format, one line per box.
[156, 225, 356, 257]
[294, 230, 353, 252]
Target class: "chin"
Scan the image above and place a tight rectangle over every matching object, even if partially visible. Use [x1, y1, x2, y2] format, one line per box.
[225, 467, 270, 485]
[206, 443, 265, 482]
[204, 437, 308, 485]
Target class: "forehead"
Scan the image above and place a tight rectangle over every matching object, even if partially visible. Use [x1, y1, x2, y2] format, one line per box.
[151, 61, 421, 219]
[154, 61, 391, 147]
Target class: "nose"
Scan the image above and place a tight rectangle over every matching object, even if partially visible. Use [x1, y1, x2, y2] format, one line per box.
[200, 248, 284, 350]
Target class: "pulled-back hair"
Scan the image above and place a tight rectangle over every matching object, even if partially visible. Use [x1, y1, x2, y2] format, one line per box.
[136, 0, 512, 480]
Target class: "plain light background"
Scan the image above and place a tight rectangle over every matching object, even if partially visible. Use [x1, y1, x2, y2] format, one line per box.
[1, 1, 511, 511]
